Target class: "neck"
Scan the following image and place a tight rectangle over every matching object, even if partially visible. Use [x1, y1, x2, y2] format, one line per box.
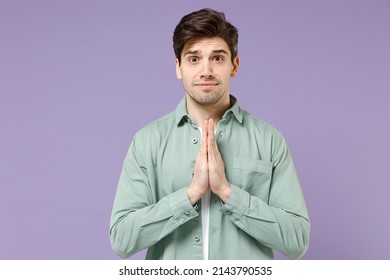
[186, 94, 231, 127]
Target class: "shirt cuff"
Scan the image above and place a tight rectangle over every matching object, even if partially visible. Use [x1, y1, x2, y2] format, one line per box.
[168, 187, 199, 224]
[221, 184, 277, 223]
[219, 184, 250, 227]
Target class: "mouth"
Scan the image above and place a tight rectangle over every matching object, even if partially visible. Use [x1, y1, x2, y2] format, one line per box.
[195, 82, 219, 88]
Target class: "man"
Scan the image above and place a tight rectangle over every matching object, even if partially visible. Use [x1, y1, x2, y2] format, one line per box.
[110, 8, 310, 260]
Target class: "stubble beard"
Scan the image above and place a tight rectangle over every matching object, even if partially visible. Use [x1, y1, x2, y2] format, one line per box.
[186, 87, 227, 107]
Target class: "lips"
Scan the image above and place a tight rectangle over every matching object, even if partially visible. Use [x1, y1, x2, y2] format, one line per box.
[195, 82, 218, 86]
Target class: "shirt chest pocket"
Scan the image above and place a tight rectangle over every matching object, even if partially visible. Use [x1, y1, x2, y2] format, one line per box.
[231, 157, 273, 202]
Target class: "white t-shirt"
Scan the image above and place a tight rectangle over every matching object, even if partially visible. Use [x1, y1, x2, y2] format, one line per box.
[198, 127, 210, 260]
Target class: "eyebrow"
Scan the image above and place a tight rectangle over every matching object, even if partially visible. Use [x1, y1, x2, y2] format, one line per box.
[183, 49, 229, 56]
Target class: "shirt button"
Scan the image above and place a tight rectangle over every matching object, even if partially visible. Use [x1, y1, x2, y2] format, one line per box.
[226, 211, 232, 215]
[192, 138, 198, 144]
[194, 236, 200, 242]
[218, 132, 224, 138]
[185, 211, 190, 216]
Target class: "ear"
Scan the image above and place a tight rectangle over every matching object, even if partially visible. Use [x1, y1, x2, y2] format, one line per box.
[175, 58, 182, 80]
[230, 56, 240, 77]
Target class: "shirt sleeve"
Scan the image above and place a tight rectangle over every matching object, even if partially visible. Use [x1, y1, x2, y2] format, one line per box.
[219, 135, 310, 259]
[109, 134, 198, 258]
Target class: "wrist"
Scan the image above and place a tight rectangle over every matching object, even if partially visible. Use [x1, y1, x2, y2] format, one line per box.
[187, 183, 205, 206]
[215, 182, 231, 203]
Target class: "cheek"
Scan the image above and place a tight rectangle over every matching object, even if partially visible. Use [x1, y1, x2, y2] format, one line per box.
[181, 74, 190, 83]
[182, 71, 196, 83]
[222, 71, 233, 82]
[180, 75, 193, 88]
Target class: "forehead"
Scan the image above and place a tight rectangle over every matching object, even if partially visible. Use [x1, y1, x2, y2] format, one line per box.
[182, 37, 231, 56]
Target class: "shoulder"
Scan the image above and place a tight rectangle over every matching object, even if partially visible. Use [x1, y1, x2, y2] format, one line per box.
[241, 109, 284, 141]
[240, 109, 289, 162]
[132, 110, 176, 143]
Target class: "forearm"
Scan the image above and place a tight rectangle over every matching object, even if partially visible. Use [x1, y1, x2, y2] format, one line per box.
[110, 187, 198, 258]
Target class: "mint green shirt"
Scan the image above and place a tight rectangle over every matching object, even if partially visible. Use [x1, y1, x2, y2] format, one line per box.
[110, 96, 310, 260]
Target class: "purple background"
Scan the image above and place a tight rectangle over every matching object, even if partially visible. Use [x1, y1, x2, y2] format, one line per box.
[1, 0, 389, 260]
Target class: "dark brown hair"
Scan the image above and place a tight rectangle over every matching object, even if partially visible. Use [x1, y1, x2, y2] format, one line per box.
[173, 8, 238, 64]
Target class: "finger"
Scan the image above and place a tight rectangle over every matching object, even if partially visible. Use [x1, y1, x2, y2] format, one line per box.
[207, 119, 213, 155]
[201, 119, 208, 157]
[208, 118, 220, 155]
[207, 118, 215, 154]
[208, 120, 219, 166]
[208, 118, 214, 144]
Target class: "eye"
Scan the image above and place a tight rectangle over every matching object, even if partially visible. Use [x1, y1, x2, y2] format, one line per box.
[213, 55, 224, 62]
[188, 56, 199, 63]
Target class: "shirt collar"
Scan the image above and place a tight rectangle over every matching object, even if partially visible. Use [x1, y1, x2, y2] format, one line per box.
[175, 95, 243, 126]
[224, 95, 243, 123]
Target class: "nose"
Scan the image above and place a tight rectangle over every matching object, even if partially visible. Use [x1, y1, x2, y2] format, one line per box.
[200, 60, 214, 79]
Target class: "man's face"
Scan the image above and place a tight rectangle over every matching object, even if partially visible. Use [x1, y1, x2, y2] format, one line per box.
[176, 37, 239, 107]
